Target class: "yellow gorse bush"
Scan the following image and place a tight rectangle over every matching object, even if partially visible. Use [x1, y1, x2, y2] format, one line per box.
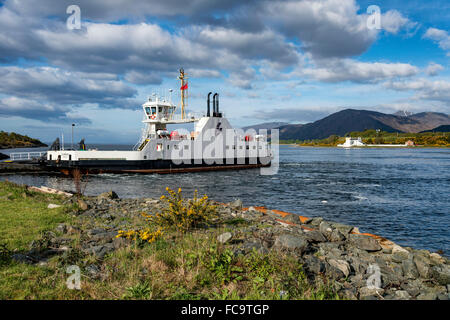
[117, 187, 218, 242]
[144, 187, 217, 233]
[116, 228, 163, 243]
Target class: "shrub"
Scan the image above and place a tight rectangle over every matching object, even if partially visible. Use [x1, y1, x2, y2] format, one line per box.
[116, 228, 164, 244]
[124, 281, 152, 299]
[146, 187, 218, 233]
[116, 187, 217, 243]
[206, 247, 243, 284]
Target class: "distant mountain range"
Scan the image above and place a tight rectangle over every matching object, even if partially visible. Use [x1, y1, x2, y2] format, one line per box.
[243, 109, 450, 141]
[420, 125, 450, 133]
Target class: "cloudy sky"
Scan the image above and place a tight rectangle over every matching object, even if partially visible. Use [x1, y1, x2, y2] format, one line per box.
[0, 0, 449, 144]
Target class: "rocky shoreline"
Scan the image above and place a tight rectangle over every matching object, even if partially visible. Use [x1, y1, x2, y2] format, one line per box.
[11, 189, 450, 300]
[0, 162, 50, 174]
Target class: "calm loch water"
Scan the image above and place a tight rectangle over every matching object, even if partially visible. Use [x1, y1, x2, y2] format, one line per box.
[2, 145, 449, 255]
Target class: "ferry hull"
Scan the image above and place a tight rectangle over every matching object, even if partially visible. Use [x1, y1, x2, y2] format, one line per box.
[46, 158, 271, 175]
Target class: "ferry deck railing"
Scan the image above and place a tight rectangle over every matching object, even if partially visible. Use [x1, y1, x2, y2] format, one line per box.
[9, 151, 47, 161]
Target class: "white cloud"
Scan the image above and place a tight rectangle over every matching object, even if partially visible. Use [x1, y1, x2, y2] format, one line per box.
[425, 62, 445, 76]
[193, 26, 299, 66]
[3, 0, 253, 21]
[424, 27, 450, 54]
[0, 96, 90, 123]
[303, 59, 418, 83]
[381, 10, 417, 34]
[0, 66, 137, 105]
[124, 71, 163, 85]
[264, 0, 414, 59]
[386, 78, 450, 103]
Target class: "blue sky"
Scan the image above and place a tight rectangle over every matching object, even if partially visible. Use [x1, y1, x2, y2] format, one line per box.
[0, 0, 449, 144]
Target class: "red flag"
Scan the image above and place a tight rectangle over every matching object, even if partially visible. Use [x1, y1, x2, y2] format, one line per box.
[180, 82, 188, 90]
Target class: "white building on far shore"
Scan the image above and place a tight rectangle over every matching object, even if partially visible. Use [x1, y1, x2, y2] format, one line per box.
[337, 137, 366, 148]
[337, 137, 415, 148]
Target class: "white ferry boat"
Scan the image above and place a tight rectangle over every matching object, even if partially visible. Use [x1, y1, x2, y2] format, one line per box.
[46, 69, 272, 174]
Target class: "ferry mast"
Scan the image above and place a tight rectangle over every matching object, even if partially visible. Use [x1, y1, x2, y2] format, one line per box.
[178, 68, 188, 120]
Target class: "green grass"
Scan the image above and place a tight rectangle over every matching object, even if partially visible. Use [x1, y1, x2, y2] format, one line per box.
[0, 180, 74, 250]
[0, 181, 339, 300]
[0, 180, 80, 299]
[62, 230, 338, 300]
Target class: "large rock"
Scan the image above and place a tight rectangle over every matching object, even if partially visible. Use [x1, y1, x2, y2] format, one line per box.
[233, 238, 267, 256]
[304, 230, 327, 243]
[85, 264, 102, 279]
[328, 259, 351, 278]
[339, 288, 358, 300]
[394, 290, 411, 300]
[359, 287, 384, 299]
[330, 229, 346, 242]
[391, 244, 410, 262]
[349, 256, 369, 275]
[87, 228, 108, 236]
[112, 237, 128, 249]
[349, 234, 382, 252]
[307, 217, 323, 227]
[85, 243, 115, 259]
[282, 214, 302, 225]
[429, 253, 446, 265]
[303, 255, 326, 274]
[430, 265, 450, 285]
[319, 221, 333, 239]
[77, 198, 89, 211]
[98, 191, 119, 200]
[217, 232, 232, 244]
[241, 240, 268, 255]
[326, 264, 346, 280]
[413, 254, 432, 279]
[330, 222, 354, 235]
[229, 199, 242, 210]
[400, 280, 422, 297]
[402, 258, 419, 279]
[416, 290, 439, 300]
[89, 231, 118, 243]
[318, 242, 341, 252]
[273, 234, 308, 254]
[11, 253, 35, 264]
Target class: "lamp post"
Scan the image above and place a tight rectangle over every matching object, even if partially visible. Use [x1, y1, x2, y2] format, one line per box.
[71, 123, 75, 150]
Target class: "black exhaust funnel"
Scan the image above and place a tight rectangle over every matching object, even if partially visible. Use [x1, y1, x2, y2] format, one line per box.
[216, 93, 220, 117]
[213, 93, 218, 116]
[207, 92, 212, 117]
